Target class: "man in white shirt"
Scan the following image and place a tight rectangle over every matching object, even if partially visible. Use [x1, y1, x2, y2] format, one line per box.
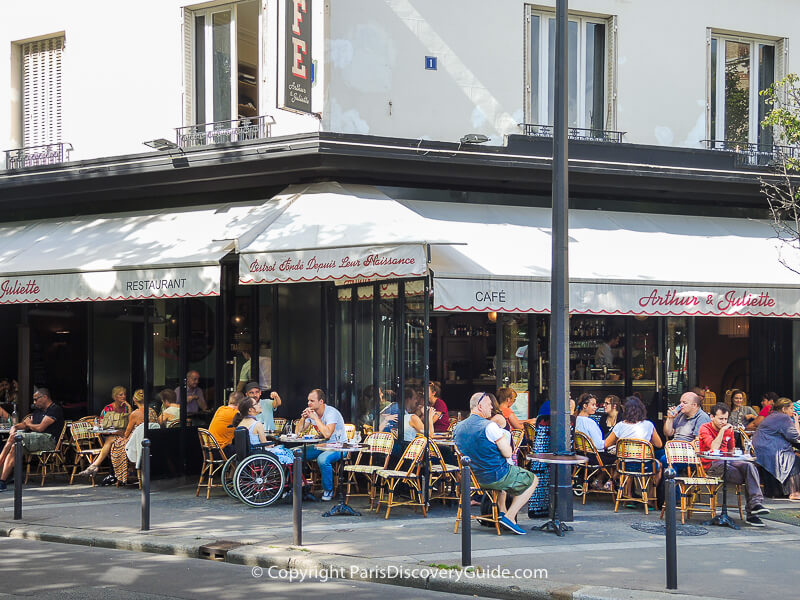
[297, 389, 346, 501]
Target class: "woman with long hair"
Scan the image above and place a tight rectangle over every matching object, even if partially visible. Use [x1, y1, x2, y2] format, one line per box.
[599, 395, 622, 439]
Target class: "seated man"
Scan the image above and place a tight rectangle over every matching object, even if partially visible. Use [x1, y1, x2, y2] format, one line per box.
[661, 391, 710, 471]
[454, 392, 538, 535]
[208, 391, 243, 456]
[157, 388, 181, 426]
[0, 387, 64, 491]
[295, 389, 347, 501]
[175, 370, 207, 416]
[698, 403, 770, 527]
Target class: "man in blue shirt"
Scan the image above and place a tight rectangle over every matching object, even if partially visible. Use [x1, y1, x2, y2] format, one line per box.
[454, 392, 538, 534]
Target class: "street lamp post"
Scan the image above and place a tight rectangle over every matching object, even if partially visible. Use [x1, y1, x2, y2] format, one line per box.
[549, 0, 573, 522]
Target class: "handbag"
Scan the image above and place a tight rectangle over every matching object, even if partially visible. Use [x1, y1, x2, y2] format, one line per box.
[101, 410, 129, 430]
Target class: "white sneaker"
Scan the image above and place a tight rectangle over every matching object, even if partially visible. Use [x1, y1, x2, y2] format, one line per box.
[321, 491, 334, 501]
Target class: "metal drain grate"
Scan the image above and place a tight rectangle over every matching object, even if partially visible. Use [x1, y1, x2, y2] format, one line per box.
[631, 521, 708, 536]
[199, 540, 245, 561]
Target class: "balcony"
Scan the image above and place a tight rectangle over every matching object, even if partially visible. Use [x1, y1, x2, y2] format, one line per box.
[175, 115, 275, 149]
[702, 139, 800, 168]
[4, 142, 73, 170]
[519, 123, 626, 143]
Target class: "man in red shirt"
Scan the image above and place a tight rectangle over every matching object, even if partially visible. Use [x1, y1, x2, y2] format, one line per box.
[699, 403, 769, 527]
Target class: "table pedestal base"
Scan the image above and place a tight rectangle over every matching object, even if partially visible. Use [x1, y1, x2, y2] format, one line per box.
[322, 502, 361, 517]
[703, 511, 739, 530]
[536, 519, 573, 536]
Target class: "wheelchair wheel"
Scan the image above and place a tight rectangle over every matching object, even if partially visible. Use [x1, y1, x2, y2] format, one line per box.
[221, 455, 239, 499]
[233, 452, 286, 507]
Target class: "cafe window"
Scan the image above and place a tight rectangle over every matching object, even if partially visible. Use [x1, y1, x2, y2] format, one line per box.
[526, 9, 616, 130]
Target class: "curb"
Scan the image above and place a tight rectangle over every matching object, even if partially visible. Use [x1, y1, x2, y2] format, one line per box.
[0, 522, 720, 600]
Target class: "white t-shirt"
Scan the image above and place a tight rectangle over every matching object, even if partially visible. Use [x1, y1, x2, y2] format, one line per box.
[611, 420, 655, 442]
[576, 415, 604, 449]
[484, 421, 513, 463]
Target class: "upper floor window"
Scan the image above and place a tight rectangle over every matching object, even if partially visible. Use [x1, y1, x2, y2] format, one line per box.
[526, 9, 616, 132]
[709, 33, 785, 147]
[21, 36, 64, 147]
[184, 0, 260, 127]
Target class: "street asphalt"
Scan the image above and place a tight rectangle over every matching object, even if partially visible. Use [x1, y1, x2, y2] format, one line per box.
[0, 476, 797, 600]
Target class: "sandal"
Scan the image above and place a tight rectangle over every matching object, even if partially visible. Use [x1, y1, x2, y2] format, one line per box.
[78, 465, 98, 477]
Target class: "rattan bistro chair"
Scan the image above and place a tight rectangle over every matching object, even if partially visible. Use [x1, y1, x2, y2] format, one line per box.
[196, 428, 228, 499]
[429, 440, 460, 504]
[375, 435, 429, 519]
[453, 448, 502, 536]
[26, 420, 71, 486]
[614, 438, 659, 514]
[573, 431, 616, 503]
[659, 440, 724, 523]
[344, 432, 394, 508]
[69, 421, 104, 485]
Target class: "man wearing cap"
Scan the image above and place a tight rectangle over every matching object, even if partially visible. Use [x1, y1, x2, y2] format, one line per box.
[0, 387, 64, 491]
[244, 382, 281, 432]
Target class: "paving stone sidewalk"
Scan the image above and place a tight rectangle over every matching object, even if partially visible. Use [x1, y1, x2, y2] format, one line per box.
[0, 478, 797, 600]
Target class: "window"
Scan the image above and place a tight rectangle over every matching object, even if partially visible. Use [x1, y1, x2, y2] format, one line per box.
[709, 33, 785, 147]
[184, 0, 260, 127]
[20, 36, 64, 147]
[526, 9, 615, 131]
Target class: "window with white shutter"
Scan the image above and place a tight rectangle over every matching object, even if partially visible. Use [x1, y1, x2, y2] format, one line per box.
[21, 36, 64, 148]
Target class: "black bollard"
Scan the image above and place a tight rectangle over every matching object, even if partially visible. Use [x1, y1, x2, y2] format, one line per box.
[141, 438, 151, 531]
[460, 456, 472, 567]
[13, 434, 23, 520]
[664, 466, 677, 590]
[293, 447, 303, 546]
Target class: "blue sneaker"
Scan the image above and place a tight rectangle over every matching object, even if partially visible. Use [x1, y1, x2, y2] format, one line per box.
[498, 514, 526, 535]
[0, 481, 7, 492]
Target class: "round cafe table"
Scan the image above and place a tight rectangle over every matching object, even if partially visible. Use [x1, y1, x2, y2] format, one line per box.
[316, 442, 367, 517]
[697, 450, 755, 530]
[526, 452, 588, 536]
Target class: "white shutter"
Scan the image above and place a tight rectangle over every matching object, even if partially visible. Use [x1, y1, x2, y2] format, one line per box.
[776, 38, 788, 82]
[183, 8, 195, 127]
[22, 36, 63, 147]
[605, 15, 617, 132]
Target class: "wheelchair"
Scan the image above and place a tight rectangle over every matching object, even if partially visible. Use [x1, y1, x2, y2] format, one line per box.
[222, 427, 307, 507]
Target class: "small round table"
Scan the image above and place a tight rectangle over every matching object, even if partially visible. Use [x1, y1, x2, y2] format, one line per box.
[316, 442, 367, 517]
[697, 451, 755, 530]
[526, 452, 589, 536]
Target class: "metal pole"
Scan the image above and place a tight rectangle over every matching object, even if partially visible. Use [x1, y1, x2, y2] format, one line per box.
[13, 434, 23, 520]
[141, 438, 151, 531]
[422, 275, 431, 505]
[664, 466, 678, 589]
[460, 456, 472, 567]
[293, 448, 303, 546]
[549, 0, 572, 522]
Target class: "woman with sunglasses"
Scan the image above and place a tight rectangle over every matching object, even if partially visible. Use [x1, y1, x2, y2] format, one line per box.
[599, 395, 623, 439]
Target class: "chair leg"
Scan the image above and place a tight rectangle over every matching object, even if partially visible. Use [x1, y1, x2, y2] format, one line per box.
[196, 462, 207, 497]
[737, 485, 744, 520]
[492, 492, 501, 536]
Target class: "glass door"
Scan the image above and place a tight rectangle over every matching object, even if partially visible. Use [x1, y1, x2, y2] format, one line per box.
[498, 315, 530, 419]
[662, 317, 690, 418]
[335, 288, 354, 420]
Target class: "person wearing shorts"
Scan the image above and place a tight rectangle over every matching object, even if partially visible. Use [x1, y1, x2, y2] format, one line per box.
[454, 392, 538, 535]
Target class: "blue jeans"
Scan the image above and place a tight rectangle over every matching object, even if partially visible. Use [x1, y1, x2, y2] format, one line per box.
[304, 448, 342, 493]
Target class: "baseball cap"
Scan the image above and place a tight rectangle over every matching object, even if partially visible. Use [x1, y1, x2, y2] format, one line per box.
[244, 382, 261, 393]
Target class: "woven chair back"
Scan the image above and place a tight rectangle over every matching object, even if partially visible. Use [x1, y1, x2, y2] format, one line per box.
[665, 440, 701, 466]
[198, 428, 226, 460]
[70, 421, 100, 444]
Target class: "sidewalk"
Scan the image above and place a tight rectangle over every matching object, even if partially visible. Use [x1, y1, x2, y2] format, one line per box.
[0, 478, 797, 600]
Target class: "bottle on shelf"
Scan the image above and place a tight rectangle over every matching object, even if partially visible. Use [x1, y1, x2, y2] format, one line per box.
[10, 403, 17, 425]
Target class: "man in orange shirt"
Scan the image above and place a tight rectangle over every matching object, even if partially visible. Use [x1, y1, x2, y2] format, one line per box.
[698, 402, 769, 527]
[208, 391, 244, 456]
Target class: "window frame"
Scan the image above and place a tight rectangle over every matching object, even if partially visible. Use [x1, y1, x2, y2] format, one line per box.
[709, 32, 777, 146]
[525, 8, 610, 130]
[192, 4, 239, 125]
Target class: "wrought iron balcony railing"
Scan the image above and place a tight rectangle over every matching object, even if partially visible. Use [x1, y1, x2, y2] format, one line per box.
[4, 142, 73, 170]
[175, 115, 275, 149]
[520, 123, 625, 143]
[702, 139, 800, 167]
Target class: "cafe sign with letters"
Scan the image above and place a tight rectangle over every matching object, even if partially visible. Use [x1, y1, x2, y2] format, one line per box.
[278, 0, 313, 114]
[433, 277, 800, 318]
[239, 245, 428, 284]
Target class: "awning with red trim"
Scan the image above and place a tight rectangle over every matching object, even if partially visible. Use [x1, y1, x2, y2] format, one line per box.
[397, 200, 800, 318]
